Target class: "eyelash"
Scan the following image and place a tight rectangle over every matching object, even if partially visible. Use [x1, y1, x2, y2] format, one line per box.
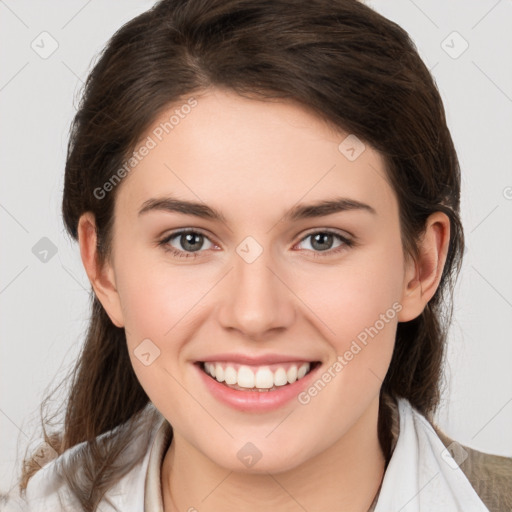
[157, 229, 355, 260]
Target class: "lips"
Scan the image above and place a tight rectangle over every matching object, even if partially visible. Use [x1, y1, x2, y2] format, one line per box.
[195, 357, 322, 412]
[199, 353, 316, 366]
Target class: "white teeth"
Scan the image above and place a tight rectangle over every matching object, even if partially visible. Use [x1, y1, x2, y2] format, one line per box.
[286, 365, 298, 384]
[203, 362, 312, 390]
[297, 363, 309, 380]
[237, 366, 255, 388]
[224, 366, 237, 385]
[215, 363, 225, 382]
[254, 367, 274, 389]
[273, 367, 288, 386]
[205, 362, 214, 376]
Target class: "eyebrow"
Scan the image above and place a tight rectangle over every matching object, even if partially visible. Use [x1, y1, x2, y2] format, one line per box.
[138, 195, 377, 222]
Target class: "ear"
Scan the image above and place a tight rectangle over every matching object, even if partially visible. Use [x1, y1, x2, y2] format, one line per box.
[397, 211, 451, 322]
[77, 212, 125, 328]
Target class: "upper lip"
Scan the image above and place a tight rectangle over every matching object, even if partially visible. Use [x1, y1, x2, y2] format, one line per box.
[198, 353, 318, 366]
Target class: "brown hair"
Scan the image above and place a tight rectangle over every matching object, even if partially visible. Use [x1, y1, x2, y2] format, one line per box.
[17, 0, 464, 509]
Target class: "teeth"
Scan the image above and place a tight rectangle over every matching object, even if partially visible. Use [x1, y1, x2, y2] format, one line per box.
[297, 364, 309, 379]
[255, 367, 274, 388]
[274, 367, 288, 386]
[203, 362, 312, 390]
[238, 366, 255, 388]
[224, 366, 237, 385]
[287, 365, 298, 384]
[215, 363, 224, 382]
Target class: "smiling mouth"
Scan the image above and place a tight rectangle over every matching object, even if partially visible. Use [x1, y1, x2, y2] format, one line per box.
[198, 361, 321, 392]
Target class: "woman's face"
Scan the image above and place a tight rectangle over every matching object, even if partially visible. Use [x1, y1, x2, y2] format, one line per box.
[88, 88, 420, 473]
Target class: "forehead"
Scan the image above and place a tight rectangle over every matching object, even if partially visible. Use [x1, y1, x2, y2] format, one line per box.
[114, 88, 397, 226]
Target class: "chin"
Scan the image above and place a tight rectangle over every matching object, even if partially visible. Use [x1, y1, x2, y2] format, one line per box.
[207, 441, 311, 476]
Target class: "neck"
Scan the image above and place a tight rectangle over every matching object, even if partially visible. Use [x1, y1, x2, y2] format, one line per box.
[161, 395, 385, 512]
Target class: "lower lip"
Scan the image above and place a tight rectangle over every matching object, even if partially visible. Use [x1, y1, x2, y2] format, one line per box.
[194, 362, 321, 412]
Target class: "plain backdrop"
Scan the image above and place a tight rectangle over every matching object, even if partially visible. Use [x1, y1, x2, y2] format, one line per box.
[1, 0, 511, 495]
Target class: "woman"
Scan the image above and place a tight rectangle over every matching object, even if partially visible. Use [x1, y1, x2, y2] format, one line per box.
[4, 0, 511, 510]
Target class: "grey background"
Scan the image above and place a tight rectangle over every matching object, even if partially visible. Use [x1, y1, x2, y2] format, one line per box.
[1, 0, 511, 494]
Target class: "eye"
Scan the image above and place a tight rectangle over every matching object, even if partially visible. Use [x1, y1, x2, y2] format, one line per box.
[158, 230, 216, 258]
[158, 228, 354, 260]
[295, 230, 354, 258]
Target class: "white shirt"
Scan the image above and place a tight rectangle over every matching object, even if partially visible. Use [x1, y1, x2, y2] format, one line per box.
[2, 399, 490, 511]
[144, 414, 172, 511]
[2, 406, 170, 512]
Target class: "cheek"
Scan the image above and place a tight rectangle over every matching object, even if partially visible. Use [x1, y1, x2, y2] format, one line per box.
[295, 238, 404, 367]
[115, 246, 196, 339]
[114, 250, 214, 397]
[115, 254, 195, 407]
[306, 241, 402, 311]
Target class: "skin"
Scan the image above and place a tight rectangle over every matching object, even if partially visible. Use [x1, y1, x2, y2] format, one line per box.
[78, 87, 450, 511]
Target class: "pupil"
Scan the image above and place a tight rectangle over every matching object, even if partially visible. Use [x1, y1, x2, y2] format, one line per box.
[312, 233, 332, 251]
[183, 233, 202, 251]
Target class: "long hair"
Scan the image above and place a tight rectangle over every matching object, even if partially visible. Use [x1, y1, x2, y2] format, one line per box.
[17, 1, 464, 509]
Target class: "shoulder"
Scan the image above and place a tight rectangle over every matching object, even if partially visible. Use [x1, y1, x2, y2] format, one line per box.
[1, 404, 165, 512]
[434, 426, 512, 512]
[0, 455, 82, 511]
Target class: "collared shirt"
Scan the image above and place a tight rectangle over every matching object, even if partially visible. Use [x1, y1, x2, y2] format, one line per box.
[141, 416, 383, 512]
[141, 395, 512, 512]
[4, 396, 511, 511]
[144, 415, 173, 511]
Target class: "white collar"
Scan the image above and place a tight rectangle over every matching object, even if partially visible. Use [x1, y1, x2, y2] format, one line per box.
[14, 399, 487, 511]
[373, 398, 489, 511]
[144, 415, 172, 511]
[141, 398, 488, 511]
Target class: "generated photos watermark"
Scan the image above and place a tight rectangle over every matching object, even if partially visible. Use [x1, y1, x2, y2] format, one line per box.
[93, 97, 198, 200]
[297, 301, 403, 405]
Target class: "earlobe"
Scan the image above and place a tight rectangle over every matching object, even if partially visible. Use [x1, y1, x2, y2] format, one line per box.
[77, 212, 125, 328]
[397, 212, 451, 323]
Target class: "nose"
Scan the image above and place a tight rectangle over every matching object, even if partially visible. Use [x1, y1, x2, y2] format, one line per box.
[217, 241, 296, 340]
